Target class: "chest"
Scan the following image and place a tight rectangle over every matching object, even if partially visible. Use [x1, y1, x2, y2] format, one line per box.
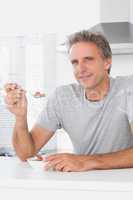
[61, 94, 129, 135]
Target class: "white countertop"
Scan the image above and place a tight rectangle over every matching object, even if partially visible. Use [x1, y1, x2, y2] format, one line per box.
[1, 157, 133, 192]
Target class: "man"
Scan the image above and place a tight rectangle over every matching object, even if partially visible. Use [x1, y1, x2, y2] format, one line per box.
[5, 30, 133, 172]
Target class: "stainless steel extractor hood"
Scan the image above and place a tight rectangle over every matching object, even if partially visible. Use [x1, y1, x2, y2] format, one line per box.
[57, 0, 133, 55]
[57, 22, 133, 55]
[90, 21, 133, 55]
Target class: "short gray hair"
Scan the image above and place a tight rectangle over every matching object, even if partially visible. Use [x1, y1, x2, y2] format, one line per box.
[67, 30, 112, 74]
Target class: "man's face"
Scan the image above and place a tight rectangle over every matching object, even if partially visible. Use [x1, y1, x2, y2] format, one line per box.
[69, 42, 112, 90]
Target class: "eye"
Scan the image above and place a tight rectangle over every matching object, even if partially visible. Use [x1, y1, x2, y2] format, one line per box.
[71, 59, 78, 67]
[84, 56, 94, 61]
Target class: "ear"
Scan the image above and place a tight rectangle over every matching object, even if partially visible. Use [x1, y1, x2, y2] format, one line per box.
[104, 58, 112, 71]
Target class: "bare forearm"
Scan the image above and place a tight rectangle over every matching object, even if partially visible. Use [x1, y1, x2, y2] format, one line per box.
[88, 148, 133, 170]
[44, 149, 133, 172]
[13, 117, 36, 161]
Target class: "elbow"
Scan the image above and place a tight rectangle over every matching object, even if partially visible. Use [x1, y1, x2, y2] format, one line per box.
[14, 146, 36, 161]
[18, 155, 28, 162]
[16, 151, 35, 161]
[13, 141, 36, 161]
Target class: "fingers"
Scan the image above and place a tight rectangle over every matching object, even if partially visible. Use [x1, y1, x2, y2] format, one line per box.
[45, 160, 71, 172]
[44, 153, 86, 172]
[45, 153, 73, 171]
[62, 167, 71, 172]
[4, 83, 26, 106]
[34, 155, 43, 161]
[4, 83, 20, 92]
[5, 89, 25, 106]
[45, 158, 64, 171]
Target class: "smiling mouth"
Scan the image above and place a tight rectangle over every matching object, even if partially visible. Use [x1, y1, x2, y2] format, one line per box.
[79, 74, 93, 80]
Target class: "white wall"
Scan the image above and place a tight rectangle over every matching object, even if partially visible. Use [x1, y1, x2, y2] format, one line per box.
[111, 54, 133, 77]
[129, 0, 133, 23]
[100, 0, 129, 23]
[0, 0, 100, 35]
[0, 0, 101, 152]
[56, 52, 75, 86]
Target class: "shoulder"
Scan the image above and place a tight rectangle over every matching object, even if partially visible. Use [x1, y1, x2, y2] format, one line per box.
[55, 83, 82, 97]
[114, 75, 133, 90]
[53, 83, 83, 106]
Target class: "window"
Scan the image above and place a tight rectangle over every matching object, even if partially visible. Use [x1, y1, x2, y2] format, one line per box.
[0, 34, 57, 152]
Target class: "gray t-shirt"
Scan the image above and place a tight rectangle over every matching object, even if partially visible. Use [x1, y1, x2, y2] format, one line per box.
[36, 75, 133, 154]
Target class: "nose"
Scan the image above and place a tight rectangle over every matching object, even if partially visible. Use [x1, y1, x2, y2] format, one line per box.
[77, 61, 87, 73]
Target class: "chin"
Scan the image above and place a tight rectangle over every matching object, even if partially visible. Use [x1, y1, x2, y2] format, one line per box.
[80, 83, 93, 90]
[79, 80, 94, 89]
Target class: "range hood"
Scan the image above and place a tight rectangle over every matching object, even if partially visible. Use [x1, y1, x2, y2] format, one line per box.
[89, 21, 133, 55]
[57, 0, 133, 55]
[57, 22, 133, 55]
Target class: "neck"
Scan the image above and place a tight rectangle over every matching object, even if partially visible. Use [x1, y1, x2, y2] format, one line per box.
[85, 76, 110, 102]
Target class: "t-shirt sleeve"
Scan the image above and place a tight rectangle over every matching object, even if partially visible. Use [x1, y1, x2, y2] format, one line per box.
[35, 89, 62, 132]
[126, 89, 133, 123]
[118, 75, 133, 123]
